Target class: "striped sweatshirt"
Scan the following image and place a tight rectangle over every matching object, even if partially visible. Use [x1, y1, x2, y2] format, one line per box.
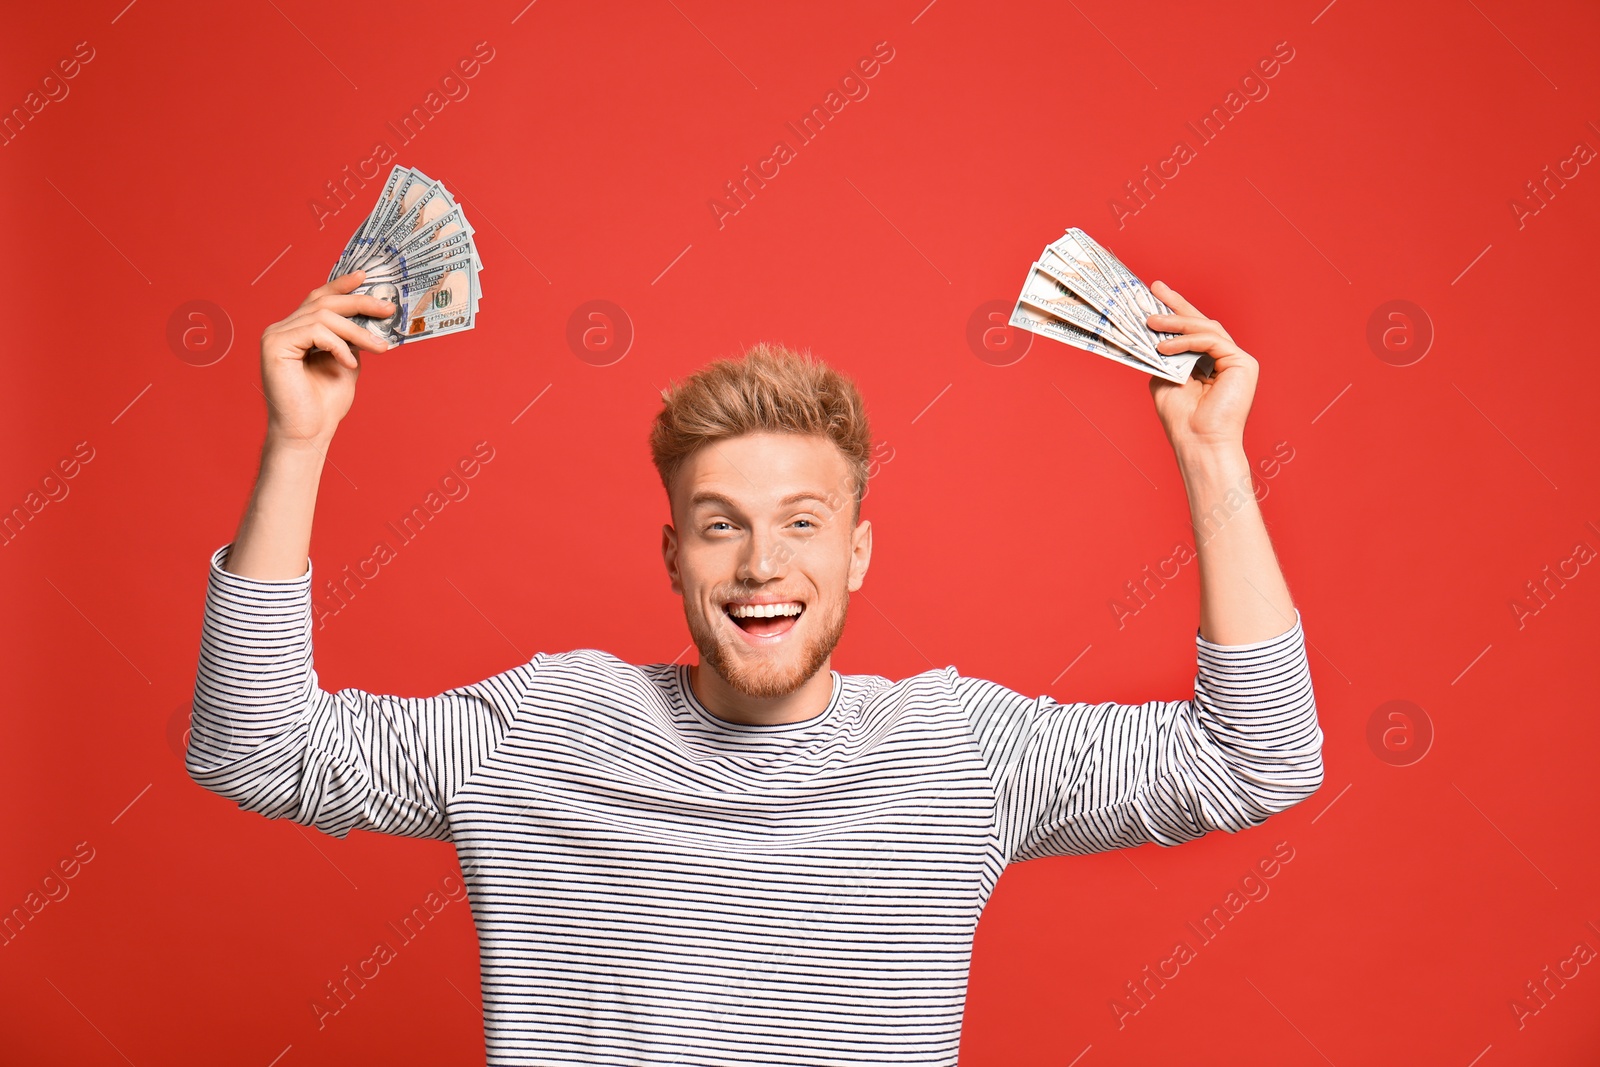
[188, 542, 1324, 1066]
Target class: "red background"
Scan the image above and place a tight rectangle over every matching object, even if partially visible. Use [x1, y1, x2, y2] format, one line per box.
[4, 0, 1598, 1063]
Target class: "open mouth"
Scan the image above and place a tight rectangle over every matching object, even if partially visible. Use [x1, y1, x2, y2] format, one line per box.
[723, 601, 805, 641]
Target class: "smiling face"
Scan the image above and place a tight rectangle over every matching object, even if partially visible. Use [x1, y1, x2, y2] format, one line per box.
[662, 431, 871, 700]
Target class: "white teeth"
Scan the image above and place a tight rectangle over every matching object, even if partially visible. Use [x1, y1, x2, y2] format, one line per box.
[727, 602, 804, 619]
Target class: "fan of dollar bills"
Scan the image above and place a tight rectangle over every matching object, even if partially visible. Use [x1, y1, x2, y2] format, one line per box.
[1009, 228, 1211, 384]
[329, 164, 482, 346]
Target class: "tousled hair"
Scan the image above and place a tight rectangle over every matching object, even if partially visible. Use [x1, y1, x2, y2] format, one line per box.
[649, 342, 872, 523]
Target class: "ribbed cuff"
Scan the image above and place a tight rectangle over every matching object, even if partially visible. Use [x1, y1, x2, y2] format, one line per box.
[1195, 609, 1303, 654]
[208, 542, 314, 595]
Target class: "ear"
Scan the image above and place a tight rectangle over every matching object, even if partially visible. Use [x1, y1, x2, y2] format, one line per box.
[662, 523, 682, 594]
[846, 518, 872, 592]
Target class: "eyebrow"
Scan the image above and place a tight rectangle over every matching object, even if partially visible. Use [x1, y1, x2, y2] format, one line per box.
[687, 490, 832, 514]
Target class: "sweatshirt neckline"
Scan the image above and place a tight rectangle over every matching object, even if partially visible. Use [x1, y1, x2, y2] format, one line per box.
[676, 663, 841, 734]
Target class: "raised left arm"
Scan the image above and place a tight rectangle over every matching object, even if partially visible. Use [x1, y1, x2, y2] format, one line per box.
[1146, 280, 1296, 645]
[947, 285, 1320, 863]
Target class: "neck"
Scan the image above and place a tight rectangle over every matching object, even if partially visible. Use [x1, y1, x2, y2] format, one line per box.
[688, 659, 835, 726]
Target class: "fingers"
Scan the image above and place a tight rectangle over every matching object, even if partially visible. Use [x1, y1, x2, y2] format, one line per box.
[1156, 330, 1257, 376]
[1151, 320, 1256, 369]
[1147, 312, 1205, 331]
[1146, 277, 1232, 342]
[271, 309, 385, 371]
[1150, 279, 1203, 317]
[1155, 330, 1227, 356]
[303, 269, 370, 306]
[284, 307, 390, 356]
[1148, 313, 1231, 344]
[299, 291, 399, 319]
[287, 321, 359, 371]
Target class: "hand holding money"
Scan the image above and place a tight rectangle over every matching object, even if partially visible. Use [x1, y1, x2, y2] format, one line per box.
[1009, 227, 1260, 450]
[1144, 279, 1259, 453]
[259, 270, 396, 450]
[1009, 227, 1214, 384]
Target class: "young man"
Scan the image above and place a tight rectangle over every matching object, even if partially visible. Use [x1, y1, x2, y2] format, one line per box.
[189, 269, 1323, 1065]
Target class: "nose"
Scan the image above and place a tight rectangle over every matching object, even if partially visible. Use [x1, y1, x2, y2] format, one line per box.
[737, 526, 786, 585]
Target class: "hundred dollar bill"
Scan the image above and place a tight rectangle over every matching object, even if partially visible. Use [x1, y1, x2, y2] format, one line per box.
[1033, 254, 1150, 351]
[377, 182, 458, 252]
[1068, 228, 1177, 339]
[1036, 252, 1203, 382]
[380, 264, 478, 343]
[334, 165, 408, 278]
[1012, 228, 1201, 382]
[1017, 264, 1161, 366]
[1068, 229, 1186, 366]
[1042, 232, 1112, 296]
[409, 264, 478, 340]
[349, 211, 476, 280]
[1044, 234, 1152, 342]
[337, 165, 438, 278]
[1009, 302, 1189, 382]
[329, 165, 483, 345]
[337, 167, 434, 278]
[1037, 251, 1170, 372]
[387, 201, 477, 260]
[349, 258, 477, 346]
[356, 239, 475, 289]
[353, 191, 484, 287]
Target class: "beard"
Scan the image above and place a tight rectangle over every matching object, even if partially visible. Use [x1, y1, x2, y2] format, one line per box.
[685, 592, 848, 699]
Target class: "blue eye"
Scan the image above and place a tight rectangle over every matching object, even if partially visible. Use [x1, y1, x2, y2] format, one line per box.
[706, 519, 814, 533]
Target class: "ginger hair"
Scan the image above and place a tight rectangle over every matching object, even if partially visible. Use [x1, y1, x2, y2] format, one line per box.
[649, 342, 873, 524]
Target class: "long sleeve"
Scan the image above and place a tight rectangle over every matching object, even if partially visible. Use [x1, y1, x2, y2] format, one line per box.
[186, 542, 544, 841]
[952, 610, 1323, 863]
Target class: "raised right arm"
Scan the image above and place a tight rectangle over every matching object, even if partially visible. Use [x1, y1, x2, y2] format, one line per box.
[186, 273, 540, 841]
[225, 269, 392, 581]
